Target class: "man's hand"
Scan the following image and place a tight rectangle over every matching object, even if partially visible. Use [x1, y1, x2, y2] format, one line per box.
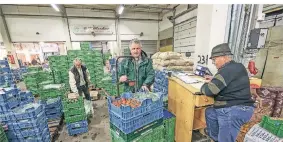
[204, 75, 213, 83]
[119, 75, 128, 82]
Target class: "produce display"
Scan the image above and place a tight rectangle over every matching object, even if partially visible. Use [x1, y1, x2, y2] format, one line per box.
[112, 98, 141, 108]
[152, 52, 194, 71]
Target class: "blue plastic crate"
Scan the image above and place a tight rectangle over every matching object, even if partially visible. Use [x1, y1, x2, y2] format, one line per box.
[66, 120, 88, 130]
[163, 109, 175, 120]
[0, 88, 19, 102]
[7, 112, 46, 129]
[9, 134, 50, 142]
[11, 121, 48, 137]
[46, 113, 62, 120]
[67, 126, 88, 136]
[0, 60, 9, 66]
[19, 91, 33, 99]
[45, 107, 62, 115]
[109, 107, 163, 134]
[7, 127, 50, 140]
[20, 97, 35, 106]
[0, 98, 20, 112]
[8, 103, 44, 120]
[0, 67, 11, 73]
[107, 92, 163, 121]
[39, 97, 62, 109]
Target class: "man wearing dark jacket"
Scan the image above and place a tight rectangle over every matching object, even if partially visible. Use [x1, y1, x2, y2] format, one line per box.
[118, 38, 155, 93]
[201, 43, 255, 142]
[69, 58, 91, 100]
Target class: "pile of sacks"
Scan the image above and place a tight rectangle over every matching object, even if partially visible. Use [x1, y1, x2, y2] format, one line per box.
[236, 87, 283, 141]
[152, 52, 194, 71]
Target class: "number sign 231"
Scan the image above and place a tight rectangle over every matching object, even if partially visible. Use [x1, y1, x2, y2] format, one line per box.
[197, 55, 208, 65]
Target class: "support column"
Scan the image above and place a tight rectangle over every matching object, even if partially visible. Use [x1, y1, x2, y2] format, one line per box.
[194, 4, 229, 74]
[59, 5, 72, 51]
[0, 6, 19, 68]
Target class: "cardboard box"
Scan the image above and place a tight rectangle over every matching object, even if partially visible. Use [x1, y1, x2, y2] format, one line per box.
[250, 77, 262, 88]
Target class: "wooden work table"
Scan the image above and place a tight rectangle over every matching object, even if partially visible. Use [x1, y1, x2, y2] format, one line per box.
[168, 76, 214, 142]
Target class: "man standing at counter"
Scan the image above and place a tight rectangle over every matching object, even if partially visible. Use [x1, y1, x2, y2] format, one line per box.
[200, 43, 255, 142]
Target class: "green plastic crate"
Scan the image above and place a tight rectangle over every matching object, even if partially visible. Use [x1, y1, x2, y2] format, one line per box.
[64, 107, 86, 117]
[111, 124, 165, 142]
[0, 131, 8, 142]
[163, 117, 175, 142]
[278, 126, 283, 138]
[110, 119, 163, 142]
[260, 116, 283, 136]
[64, 114, 87, 123]
[62, 96, 84, 110]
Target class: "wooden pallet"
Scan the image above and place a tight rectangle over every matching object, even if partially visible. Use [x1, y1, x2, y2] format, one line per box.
[48, 117, 64, 142]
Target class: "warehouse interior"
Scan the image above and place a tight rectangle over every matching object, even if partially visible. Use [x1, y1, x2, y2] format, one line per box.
[0, 3, 283, 142]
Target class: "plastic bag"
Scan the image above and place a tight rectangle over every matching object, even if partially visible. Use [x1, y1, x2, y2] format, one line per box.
[84, 100, 94, 117]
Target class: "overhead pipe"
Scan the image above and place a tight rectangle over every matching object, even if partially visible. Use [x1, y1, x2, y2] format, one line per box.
[3, 13, 161, 21]
[173, 5, 198, 19]
[125, 5, 174, 11]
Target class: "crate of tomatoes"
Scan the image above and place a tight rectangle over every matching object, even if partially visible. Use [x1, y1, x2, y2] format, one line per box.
[107, 92, 163, 134]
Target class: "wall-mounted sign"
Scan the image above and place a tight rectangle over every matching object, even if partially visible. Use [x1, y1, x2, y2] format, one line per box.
[73, 25, 113, 35]
[40, 43, 59, 53]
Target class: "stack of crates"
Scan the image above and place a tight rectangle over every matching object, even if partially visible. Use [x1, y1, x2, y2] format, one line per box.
[37, 71, 53, 84]
[80, 42, 91, 51]
[19, 91, 34, 106]
[108, 92, 164, 142]
[39, 84, 66, 100]
[67, 50, 78, 68]
[49, 55, 70, 88]
[39, 97, 63, 120]
[153, 71, 169, 108]
[0, 60, 13, 87]
[163, 109, 175, 142]
[3, 103, 50, 142]
[23, 72, 39, 95]
[0, 87, 20, 113]
[0, 122, 8, 142]
[62, 96, 88, 136]
[93, 51, 104, 88]
[0, 60, 11, 74]
[27, 66, 42, 72]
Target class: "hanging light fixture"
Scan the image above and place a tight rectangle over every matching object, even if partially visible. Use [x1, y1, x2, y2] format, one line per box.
[51, 4, 60, 12]
[118, 5, 124, 15]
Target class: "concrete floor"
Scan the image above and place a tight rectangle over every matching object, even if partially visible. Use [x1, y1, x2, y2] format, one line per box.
[56, 99, 111, 142]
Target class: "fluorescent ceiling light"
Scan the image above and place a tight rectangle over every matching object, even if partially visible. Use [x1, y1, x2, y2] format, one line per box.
[39, 42, 44, 46]
[118, 5, 124, 15]
[51, 4, 60, 12]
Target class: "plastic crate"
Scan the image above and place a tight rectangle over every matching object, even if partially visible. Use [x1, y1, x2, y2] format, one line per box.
[260, 116, 283, 135]
[7, 125, 48, 139]
[278, 126, 283, 138]
[9, 133, 50, 142]
[7, 127, 50, 140]
[8, 103, 44, 121]
[66, 120, 88, 129]
[163, 109, 175, 142]
[64, 107, 85, 117]
[7, 112, 46, 129]
[107, 92, 163, 121]
[11, 120, 48, 137]
[110, 107, 163, 134]
[0, 88, 19, 102]
[110, 119, 163, 142]
[0, 99, 20, 113]
[111, 124, 164, 142]
[46, 112, 62, 120]
[67, 126, 88, 136]
[64, 114, 87, 123]
[0, 132, 8, 142]
[62, 97, 84, 110]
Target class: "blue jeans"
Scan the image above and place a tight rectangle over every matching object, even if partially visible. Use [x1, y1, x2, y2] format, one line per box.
[205, 105, 254, 142]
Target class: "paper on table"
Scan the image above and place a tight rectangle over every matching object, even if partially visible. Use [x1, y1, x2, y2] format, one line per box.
[191, 82, 205, 90]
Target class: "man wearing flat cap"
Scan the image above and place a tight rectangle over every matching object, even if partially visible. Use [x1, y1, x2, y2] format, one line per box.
[200, 43, 255, 142]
